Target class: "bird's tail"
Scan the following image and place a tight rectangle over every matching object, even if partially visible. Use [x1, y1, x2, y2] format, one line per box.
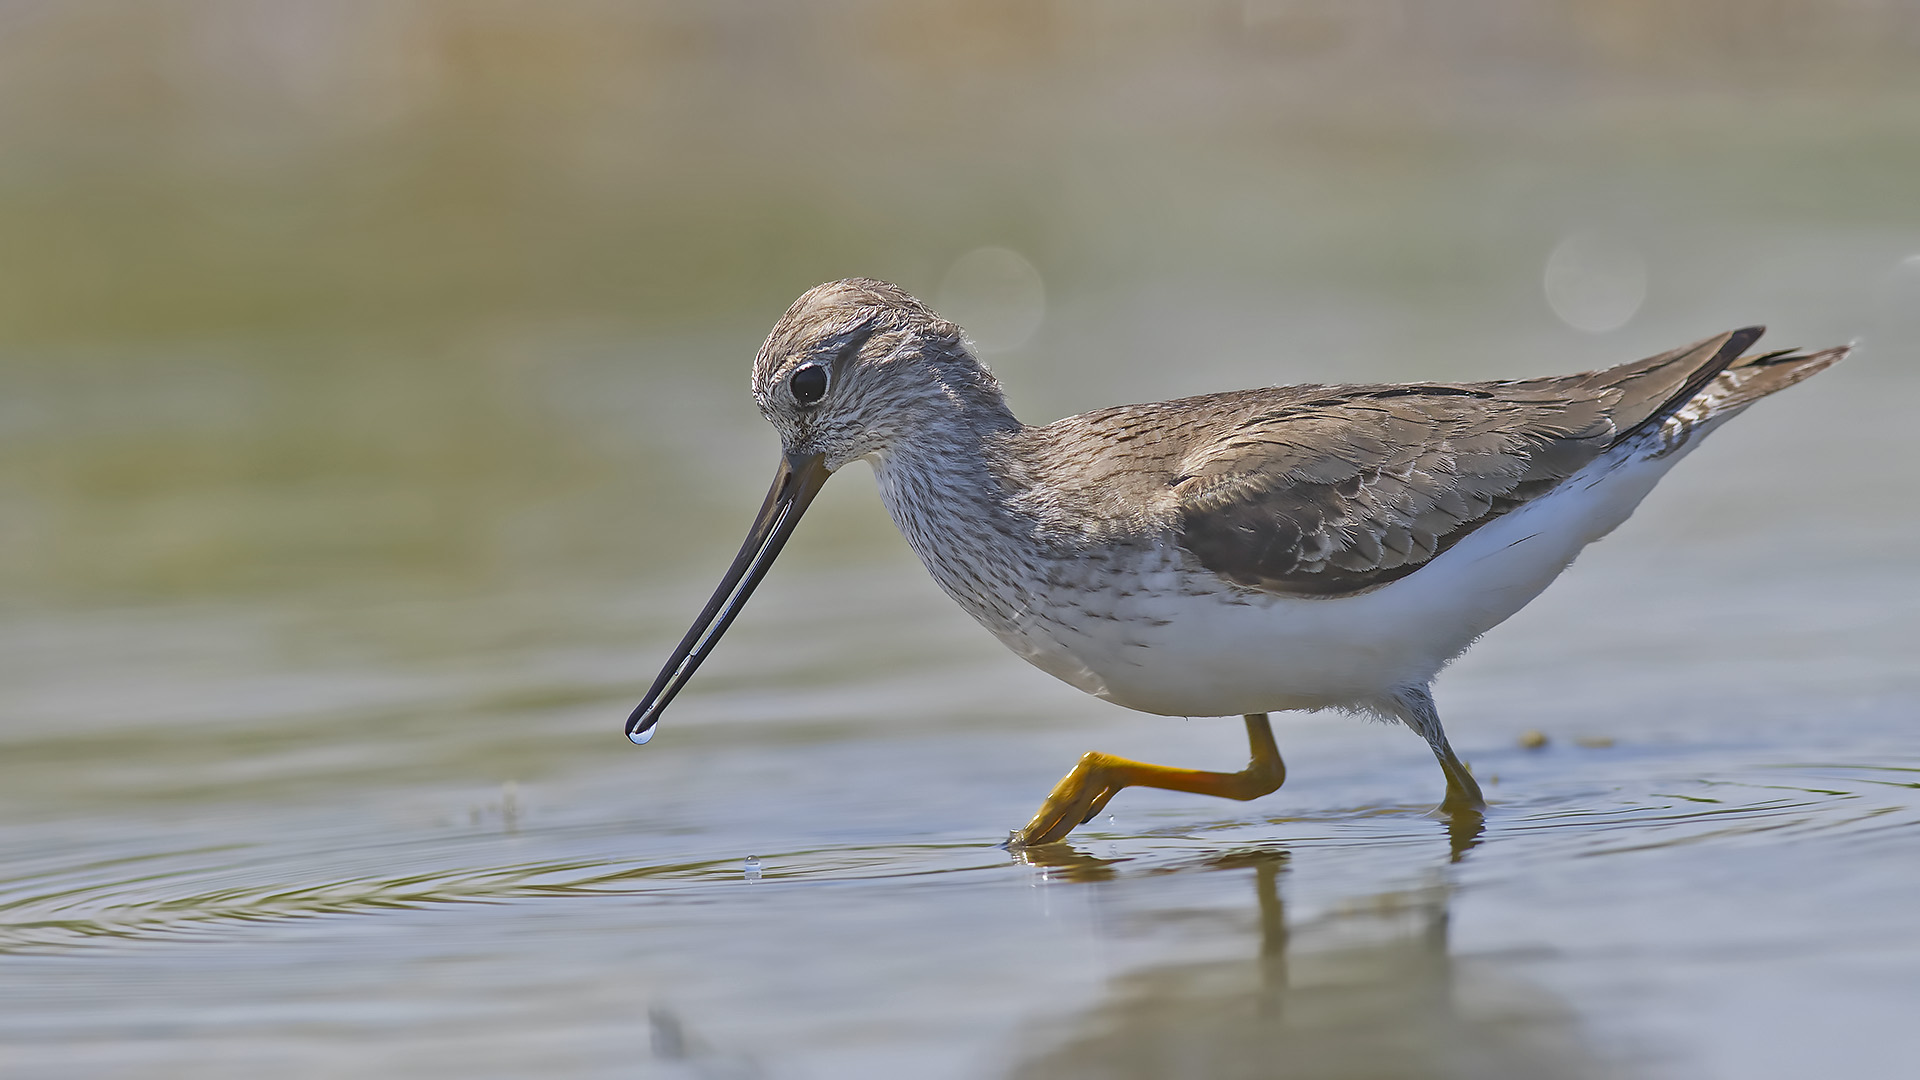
[1648, 339, 1850, 457]
[1701, 342, 1851, 413]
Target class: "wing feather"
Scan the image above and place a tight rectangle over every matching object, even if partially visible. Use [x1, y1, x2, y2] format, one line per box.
[1171, 329, 1761, 596]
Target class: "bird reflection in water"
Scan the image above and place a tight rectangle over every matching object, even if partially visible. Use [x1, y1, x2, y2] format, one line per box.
[1006, 847, 1617, 1080]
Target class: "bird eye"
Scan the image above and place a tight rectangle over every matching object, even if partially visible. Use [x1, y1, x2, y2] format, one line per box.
[789, 363, 829, 406]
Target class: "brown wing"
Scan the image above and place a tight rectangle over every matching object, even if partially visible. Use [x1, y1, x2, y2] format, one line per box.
[1173, 328, 1762, 596]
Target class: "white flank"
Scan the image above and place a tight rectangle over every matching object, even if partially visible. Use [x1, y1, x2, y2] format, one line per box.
[1001, 416, 1735, 718]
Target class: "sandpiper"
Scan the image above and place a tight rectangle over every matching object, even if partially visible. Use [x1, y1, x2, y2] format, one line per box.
[628, 278, 1846, 847]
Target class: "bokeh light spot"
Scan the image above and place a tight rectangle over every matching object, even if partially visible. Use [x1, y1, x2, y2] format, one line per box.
[1543, 230, 1647, 334]
[936, 247, 1046, 353]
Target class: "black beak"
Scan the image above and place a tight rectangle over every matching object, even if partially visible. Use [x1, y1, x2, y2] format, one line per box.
[626, 451, 832, 744]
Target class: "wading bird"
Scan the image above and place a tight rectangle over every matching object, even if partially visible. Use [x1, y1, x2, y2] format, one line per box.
[627, 279, 1844, 847]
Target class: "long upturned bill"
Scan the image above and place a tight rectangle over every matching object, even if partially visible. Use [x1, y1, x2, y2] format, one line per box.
[626, 451, 831, 744]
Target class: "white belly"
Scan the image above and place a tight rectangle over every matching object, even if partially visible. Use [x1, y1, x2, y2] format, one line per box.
[993, 432, 1707, 717]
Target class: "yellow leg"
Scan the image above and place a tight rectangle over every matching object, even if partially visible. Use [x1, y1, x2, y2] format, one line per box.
[1009, 714, 1286, 848]
[1433, 741, 1486, 819]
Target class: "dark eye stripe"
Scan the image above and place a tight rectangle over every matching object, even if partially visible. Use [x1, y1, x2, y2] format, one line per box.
[829, 324, 878, 372]
[790, 363, 829, 405]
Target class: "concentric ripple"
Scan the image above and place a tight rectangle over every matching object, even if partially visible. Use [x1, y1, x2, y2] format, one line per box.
[4, 756, 1910, 956]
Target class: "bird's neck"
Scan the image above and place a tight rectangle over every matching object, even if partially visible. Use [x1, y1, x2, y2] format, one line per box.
[869, 399, 1026, 536]
[868, 400, 1048, 630]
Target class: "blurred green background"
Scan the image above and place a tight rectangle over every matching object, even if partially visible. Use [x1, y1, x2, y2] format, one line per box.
[6, 0, 1916, 604]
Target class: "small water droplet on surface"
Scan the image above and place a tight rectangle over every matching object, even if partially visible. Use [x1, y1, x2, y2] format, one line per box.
[500, 780, 521, 832]
[742, 855, 762, 882]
